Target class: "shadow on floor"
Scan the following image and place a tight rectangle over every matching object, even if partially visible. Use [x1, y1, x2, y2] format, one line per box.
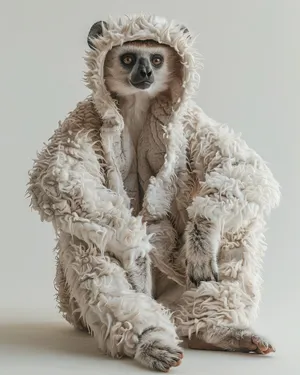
[0, 321, 101, 358]
[0, 319, 274, 373]
[0, 320, 154, 372]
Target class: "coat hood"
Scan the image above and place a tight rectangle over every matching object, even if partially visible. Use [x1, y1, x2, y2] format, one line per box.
[83, 15, 201, 220]
[84, 14, 200, 125]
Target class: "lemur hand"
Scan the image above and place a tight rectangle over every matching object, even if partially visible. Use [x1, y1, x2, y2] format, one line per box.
[185, 217, 220, 287]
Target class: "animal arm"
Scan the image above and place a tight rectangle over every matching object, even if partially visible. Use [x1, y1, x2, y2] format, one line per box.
[28, 126, 152, 283]
[183, 109, 280, 286]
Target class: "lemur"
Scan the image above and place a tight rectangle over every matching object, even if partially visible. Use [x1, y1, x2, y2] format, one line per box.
[28, 17, 278, 373]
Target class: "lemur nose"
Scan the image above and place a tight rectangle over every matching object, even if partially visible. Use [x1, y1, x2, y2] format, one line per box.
[139, 66, 152, 79]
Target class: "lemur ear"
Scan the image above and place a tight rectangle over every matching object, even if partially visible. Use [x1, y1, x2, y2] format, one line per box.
[87, 21, 108, 49]
[180, 25, 191, 38]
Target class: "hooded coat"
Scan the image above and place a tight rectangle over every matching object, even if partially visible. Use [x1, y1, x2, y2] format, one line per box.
[27, 15, 280, 360]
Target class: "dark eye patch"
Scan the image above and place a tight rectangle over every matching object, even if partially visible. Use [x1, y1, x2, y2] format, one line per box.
[120, 53, 136, 68]
[151, 54, 164, 68]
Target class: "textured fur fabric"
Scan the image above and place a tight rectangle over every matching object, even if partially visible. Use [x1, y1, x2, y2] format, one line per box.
[27, 14, 280, 368]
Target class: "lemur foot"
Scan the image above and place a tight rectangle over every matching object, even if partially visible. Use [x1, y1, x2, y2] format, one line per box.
[250, 335, 276, 354]
[188, 329, 275, 355]
[135, 329, 183, 372]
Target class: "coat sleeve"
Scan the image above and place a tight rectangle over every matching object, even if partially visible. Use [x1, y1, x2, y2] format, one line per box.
[187, 108, 281, 231]
[27, 102, 151, 261]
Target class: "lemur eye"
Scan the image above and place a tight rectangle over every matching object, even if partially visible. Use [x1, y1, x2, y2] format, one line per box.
[121, 54, 135, 65]
[151, 54, 164, 67]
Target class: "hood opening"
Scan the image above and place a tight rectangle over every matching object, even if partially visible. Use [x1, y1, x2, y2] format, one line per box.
[102, 39, 185, 115]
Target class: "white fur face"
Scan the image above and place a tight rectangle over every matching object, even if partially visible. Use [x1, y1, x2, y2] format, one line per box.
[104, 41, 180, 97]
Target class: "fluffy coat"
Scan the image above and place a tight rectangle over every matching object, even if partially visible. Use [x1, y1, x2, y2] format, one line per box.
[27, 14, 280, 369]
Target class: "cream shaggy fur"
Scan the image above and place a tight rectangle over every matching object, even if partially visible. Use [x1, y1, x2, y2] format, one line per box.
[27, 14, 280, 371]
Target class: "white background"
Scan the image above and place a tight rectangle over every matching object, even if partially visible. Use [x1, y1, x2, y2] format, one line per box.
[0, 0, 299, 374]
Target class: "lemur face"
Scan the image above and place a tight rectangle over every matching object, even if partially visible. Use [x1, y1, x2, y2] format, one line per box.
[104, 41, 179, 97]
